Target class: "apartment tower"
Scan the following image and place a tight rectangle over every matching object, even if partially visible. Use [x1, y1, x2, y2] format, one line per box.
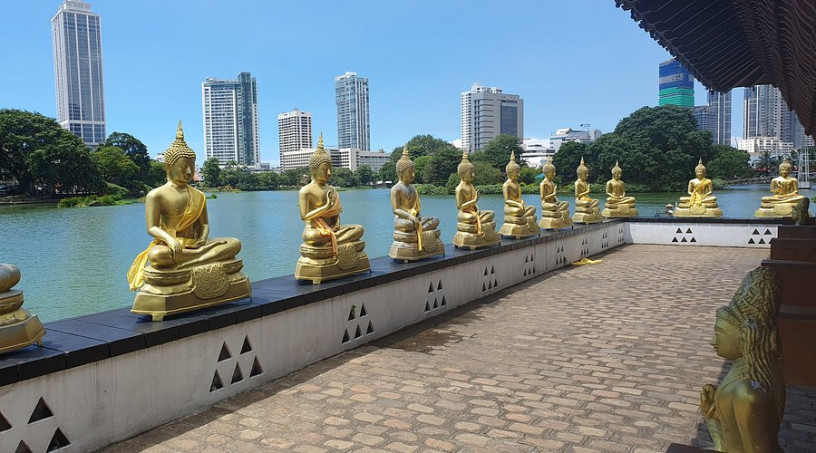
[335, 72, 370, 151]
[202, 72, 260, 166]
[460, 83, 524, 152]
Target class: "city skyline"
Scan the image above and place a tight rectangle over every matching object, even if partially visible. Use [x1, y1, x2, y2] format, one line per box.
[3, 1, 744, 165]
[335, 72, 371, 152]
[202, 72, 261, 166]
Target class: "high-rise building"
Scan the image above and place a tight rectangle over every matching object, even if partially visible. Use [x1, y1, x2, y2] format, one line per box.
[743, 84, 813, 151]
[335, 72, 370, 151]
[658, 59, 694, 108]
[51, 0, 106, 146]
[278, 109, 312, 164]
[202, 72, 260, 167]
[694, 90, 732, 145]
[460, 83, 524, 153]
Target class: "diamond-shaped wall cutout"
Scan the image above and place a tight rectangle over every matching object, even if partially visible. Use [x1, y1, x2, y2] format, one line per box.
[342, 329, 350, 343]
[218, 343, 231, 362]
[240, 337, 252, 354]
[46, 428, 70, 452]
[0, 412, 10, 432]
[366, 321, 374, 334]
[210, 371, 224, 392]
[15, 440, 32, 453]
[250, 358, 263, 377]
[360, 305, 367, 317]
[29, 398, 54, 423]
[231, 364, 244, 384]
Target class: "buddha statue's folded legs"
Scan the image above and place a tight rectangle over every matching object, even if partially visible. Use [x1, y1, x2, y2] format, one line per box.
[391, 216, 444, 261]
[603, 197, 638, 218]
[539, 201, 573, 229]
[501, 204, 538, 239]
[147, 237, 242, 270]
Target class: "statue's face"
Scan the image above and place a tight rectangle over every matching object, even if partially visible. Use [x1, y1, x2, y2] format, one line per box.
[399, 166, 415, 184]
[578, 168, 588, 181]
[711, 315, 741, 360]
[544, 169, 555, 180]
[314, 162, 331, 184]
[461, 168, 474, 183]
[612, 170, 622, 180]
[780, 165, 790, 177]
[508, 168, 519, 181]
[696, 167, 706, 179]
[168, 157, 195, 184]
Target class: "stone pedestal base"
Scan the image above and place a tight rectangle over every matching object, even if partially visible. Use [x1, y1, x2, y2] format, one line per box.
[539, 213, 573, 230]
[132, 259, 251, 321]
[296, 241, 370, 284]
[602, 204, 638, 218]
[755, 198, 809, 222]
[453, 221, 499, 250]
[500, 216, 539, 239]
[572, 209, 603, 224]
[674, 206, 722, 217]
[390, 230, 444, 262]
[0, 290, 45, 354]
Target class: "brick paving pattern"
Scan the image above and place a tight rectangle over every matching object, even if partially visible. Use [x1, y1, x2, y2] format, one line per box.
[100, 245, 816, 452]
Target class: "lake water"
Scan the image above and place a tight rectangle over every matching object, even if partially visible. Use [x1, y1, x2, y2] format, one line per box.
[1, 185, 813, 322]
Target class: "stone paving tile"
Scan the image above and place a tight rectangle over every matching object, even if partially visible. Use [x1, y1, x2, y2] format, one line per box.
[99, 245, 816, 452]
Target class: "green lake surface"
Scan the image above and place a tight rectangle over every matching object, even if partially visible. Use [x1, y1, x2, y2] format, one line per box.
[1, 185, 813, 322]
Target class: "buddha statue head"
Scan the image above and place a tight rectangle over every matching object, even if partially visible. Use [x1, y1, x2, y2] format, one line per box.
[576, 157, 589, 181]
[542, 156, 556, 180]
[309, 133, 333, 184]
[779, 158, 792, 178]
[396, 146, 415, 184]
[505, 150, 520, 181]
[710, 266, 785, 423]
[457, 151, 475, 183]
[611, 161, 622, 180]
[164, 121, 197, 184]
[695, 158, 707, 179]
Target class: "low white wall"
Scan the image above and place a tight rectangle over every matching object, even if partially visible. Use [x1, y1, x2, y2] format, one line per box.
[625, 221, 780, 247]
[0, 222, 624, 453]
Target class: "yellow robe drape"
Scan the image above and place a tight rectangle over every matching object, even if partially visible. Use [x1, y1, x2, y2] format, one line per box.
[126, 187, 206, 290]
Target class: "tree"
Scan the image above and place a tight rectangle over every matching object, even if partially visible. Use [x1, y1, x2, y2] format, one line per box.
[472, 161, 504, 186]
[280, 168, 308, 186]
[354, 165, 374, 186]
[412, 156, 432, 183]
[331, 167, 359, 187]
[92, 146, 139, 186]
[378, 162, 396, 183]
[552, 141, 590, 185]
[146, 161, 166, 188]
[201, 157, 222, 187]
[0, 109, 100, 194]
[104, 132, 150, 177]
[472, 134, 523, 171]
[706, 148, 755, 180]
[519, 166, 540, 185]
[423, 147, 462, 186]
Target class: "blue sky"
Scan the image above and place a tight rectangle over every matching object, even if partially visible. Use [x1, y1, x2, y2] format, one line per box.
[1, 0, 738, 165]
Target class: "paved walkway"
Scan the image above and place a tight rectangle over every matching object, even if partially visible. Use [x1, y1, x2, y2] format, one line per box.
[100, 245, 815, 453]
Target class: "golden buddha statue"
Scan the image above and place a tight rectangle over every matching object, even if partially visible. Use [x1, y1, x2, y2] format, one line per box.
[0, 263, 45, 354]
[127, 122, 250, 321]
[571, 157, 602, 224]
[700, 266, 785, 453]
[499, 151, 538, 239]
[674, 159, 722, 217]
[295, 134, 370, 282]
[389, 146, 444, 262]
[755, 159, 810, 220]
[452, 151, 499, 249]
[538, 156, 573, 229]
[602, 161, 638, 218]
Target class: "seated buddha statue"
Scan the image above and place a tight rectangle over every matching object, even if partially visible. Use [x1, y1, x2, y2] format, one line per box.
[602, 161, 638, 218]
[127, 122, 250, 321]
[295, 134, 370, 282]
[389, 146, 443, 261]
[452, 151, 499, 250]
[538, 156, 573, 229]
[499, 151, 538, 239]
[700, 266, 785, 453]
[572, 157, 602, 224]
[755, 159, 810, 221]
[0, 263, 45, 354]
[674, 159, 722, 217]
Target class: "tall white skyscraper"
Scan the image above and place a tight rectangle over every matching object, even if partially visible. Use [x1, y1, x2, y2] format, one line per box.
[694, 90, 732, 146]
[202, 72, 260, 166]
[335, 72, 370, 151]
[460, 83, 524, 152]
[744, 84, 813, 149]
[278, 109, 312, 163]
[51, 0, 106, 146]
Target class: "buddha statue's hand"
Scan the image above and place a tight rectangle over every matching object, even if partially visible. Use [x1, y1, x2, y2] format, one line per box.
[167, 238, 184, 263]
[700, 384, 716, 418]
[189, 237, 207, 249]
